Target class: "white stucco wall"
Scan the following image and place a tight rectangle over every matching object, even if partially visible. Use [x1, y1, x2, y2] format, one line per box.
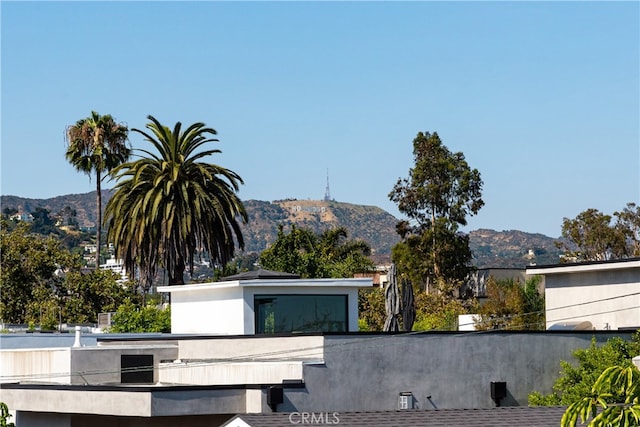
[167, 283, 246, 334]
[528, 259, 640, 330]
[158, 360, 304, 385]
[545, 280, 639, 330]
[0, 348, 71, 384]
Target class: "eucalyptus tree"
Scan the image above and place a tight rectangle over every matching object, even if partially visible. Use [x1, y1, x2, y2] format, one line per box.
[105, 115, 247, 289]
[616, 202, 640, 257]
[66, 111, 130, 267]
[557, 204, 640, 262]
[389, 131, 483, 293]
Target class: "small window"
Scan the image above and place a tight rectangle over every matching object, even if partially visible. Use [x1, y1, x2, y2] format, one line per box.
[255, 294, 348, 334]
[121, 354, 154, 384]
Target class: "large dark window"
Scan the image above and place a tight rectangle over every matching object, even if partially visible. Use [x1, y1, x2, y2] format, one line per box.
[255, 294, 348, 334]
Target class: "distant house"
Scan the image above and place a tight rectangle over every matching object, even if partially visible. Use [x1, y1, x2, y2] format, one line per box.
[9, 212, 33, 222]
[99, 256, 128, 282]
[462, 268, 529, 300]
[527, 257, 640, 330]
[354, 264, 391, 287]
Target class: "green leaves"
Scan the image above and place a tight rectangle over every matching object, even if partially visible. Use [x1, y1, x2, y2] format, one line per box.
[530, 332, 640, 427]
[558, 203, 639, 262]
[560, 365, 640, 427]
[389, 131, 483, 290]
[259, 225, 375, 279]
[109, 299, 170, 333]
[65, 111, 130, 178]
[1, 401, 15, 427]
[390, 131, 484, 229]
[105, 116, 246, 287]
[1, 221, 76, 323]
[0, 220, 134, 325]
[475, 276, 545, 331]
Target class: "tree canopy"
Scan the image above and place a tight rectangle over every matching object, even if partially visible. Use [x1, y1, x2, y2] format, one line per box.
[259, 225, 375, 278]
[388, 131, 483, 292]
[557, 203, 640, 262]
[529, 334, 640, 407]
[109, 299, 170, 333]
[475, 276, 545, 331]
[0, 219, 134, 326]
[561, 364, 640, 427]
[105, 115, 247, 288]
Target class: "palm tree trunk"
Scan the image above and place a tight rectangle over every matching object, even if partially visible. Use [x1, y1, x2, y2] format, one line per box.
[168, 256, 186, 288]
[168, 261, 185, 286]
[96, 170, 102, 269]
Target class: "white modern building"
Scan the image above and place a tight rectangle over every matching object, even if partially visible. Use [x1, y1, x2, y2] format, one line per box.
[3, 267, 638, 426]
[99, 257, 128, 282]
[526, 257, 640, 330]
[158, 269, 372, 334]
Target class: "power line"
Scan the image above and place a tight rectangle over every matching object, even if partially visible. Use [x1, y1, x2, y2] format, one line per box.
[2, 311, 637, 384]
[2, 292, 638, 383]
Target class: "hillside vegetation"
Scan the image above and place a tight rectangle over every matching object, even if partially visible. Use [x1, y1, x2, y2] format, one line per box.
[1, 191, 566, 267]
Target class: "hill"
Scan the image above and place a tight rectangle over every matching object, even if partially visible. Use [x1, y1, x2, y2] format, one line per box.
[1, 191, 565, 267]
[469, 228, 563, 267]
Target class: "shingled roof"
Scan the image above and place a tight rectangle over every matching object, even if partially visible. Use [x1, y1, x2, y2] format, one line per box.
[223, 406, 584, 427]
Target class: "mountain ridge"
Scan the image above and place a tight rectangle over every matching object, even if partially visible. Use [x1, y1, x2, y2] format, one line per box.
[1, 191, 566, 268]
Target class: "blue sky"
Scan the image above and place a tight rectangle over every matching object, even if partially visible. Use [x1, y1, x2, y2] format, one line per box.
[1, 1, 638, 238]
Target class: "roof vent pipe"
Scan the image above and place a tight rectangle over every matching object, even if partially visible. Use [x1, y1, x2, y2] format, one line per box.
[73, 326, 82, 348]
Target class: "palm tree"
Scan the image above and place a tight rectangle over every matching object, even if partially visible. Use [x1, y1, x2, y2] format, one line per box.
[105, 115, 247, 289]
[66, 111, 130, 267]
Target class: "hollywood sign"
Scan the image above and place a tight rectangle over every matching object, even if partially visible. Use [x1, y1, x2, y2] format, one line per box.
[291, 205, 327, 213]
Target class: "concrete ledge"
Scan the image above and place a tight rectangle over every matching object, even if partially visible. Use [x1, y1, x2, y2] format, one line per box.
[0, 384, 247, 416]
[159, 360, 308, 385]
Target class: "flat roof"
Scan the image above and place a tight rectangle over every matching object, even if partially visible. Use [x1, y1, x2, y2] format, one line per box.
[526, 257, 640, 275]
[158, 277, 373, 293]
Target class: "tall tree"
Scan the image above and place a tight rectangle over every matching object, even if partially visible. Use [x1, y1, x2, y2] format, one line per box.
[389, 131, 483, 292]
[260, 225, 319, 277]
[615, 202, 640, 257]
[557, 205, 638, 262]
[105, 115, 247, 289]
[66, 111, 130, 267]
[30, 207, 58, 236]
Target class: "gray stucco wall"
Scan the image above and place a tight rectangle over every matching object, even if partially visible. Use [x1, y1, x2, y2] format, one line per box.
[277, 331, 636, 412]
[70, 345, 178, 385]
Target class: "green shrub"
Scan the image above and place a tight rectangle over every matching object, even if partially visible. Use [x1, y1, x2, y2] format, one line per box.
[529, 332, 640, 406]
[109, 299, 170, 333]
